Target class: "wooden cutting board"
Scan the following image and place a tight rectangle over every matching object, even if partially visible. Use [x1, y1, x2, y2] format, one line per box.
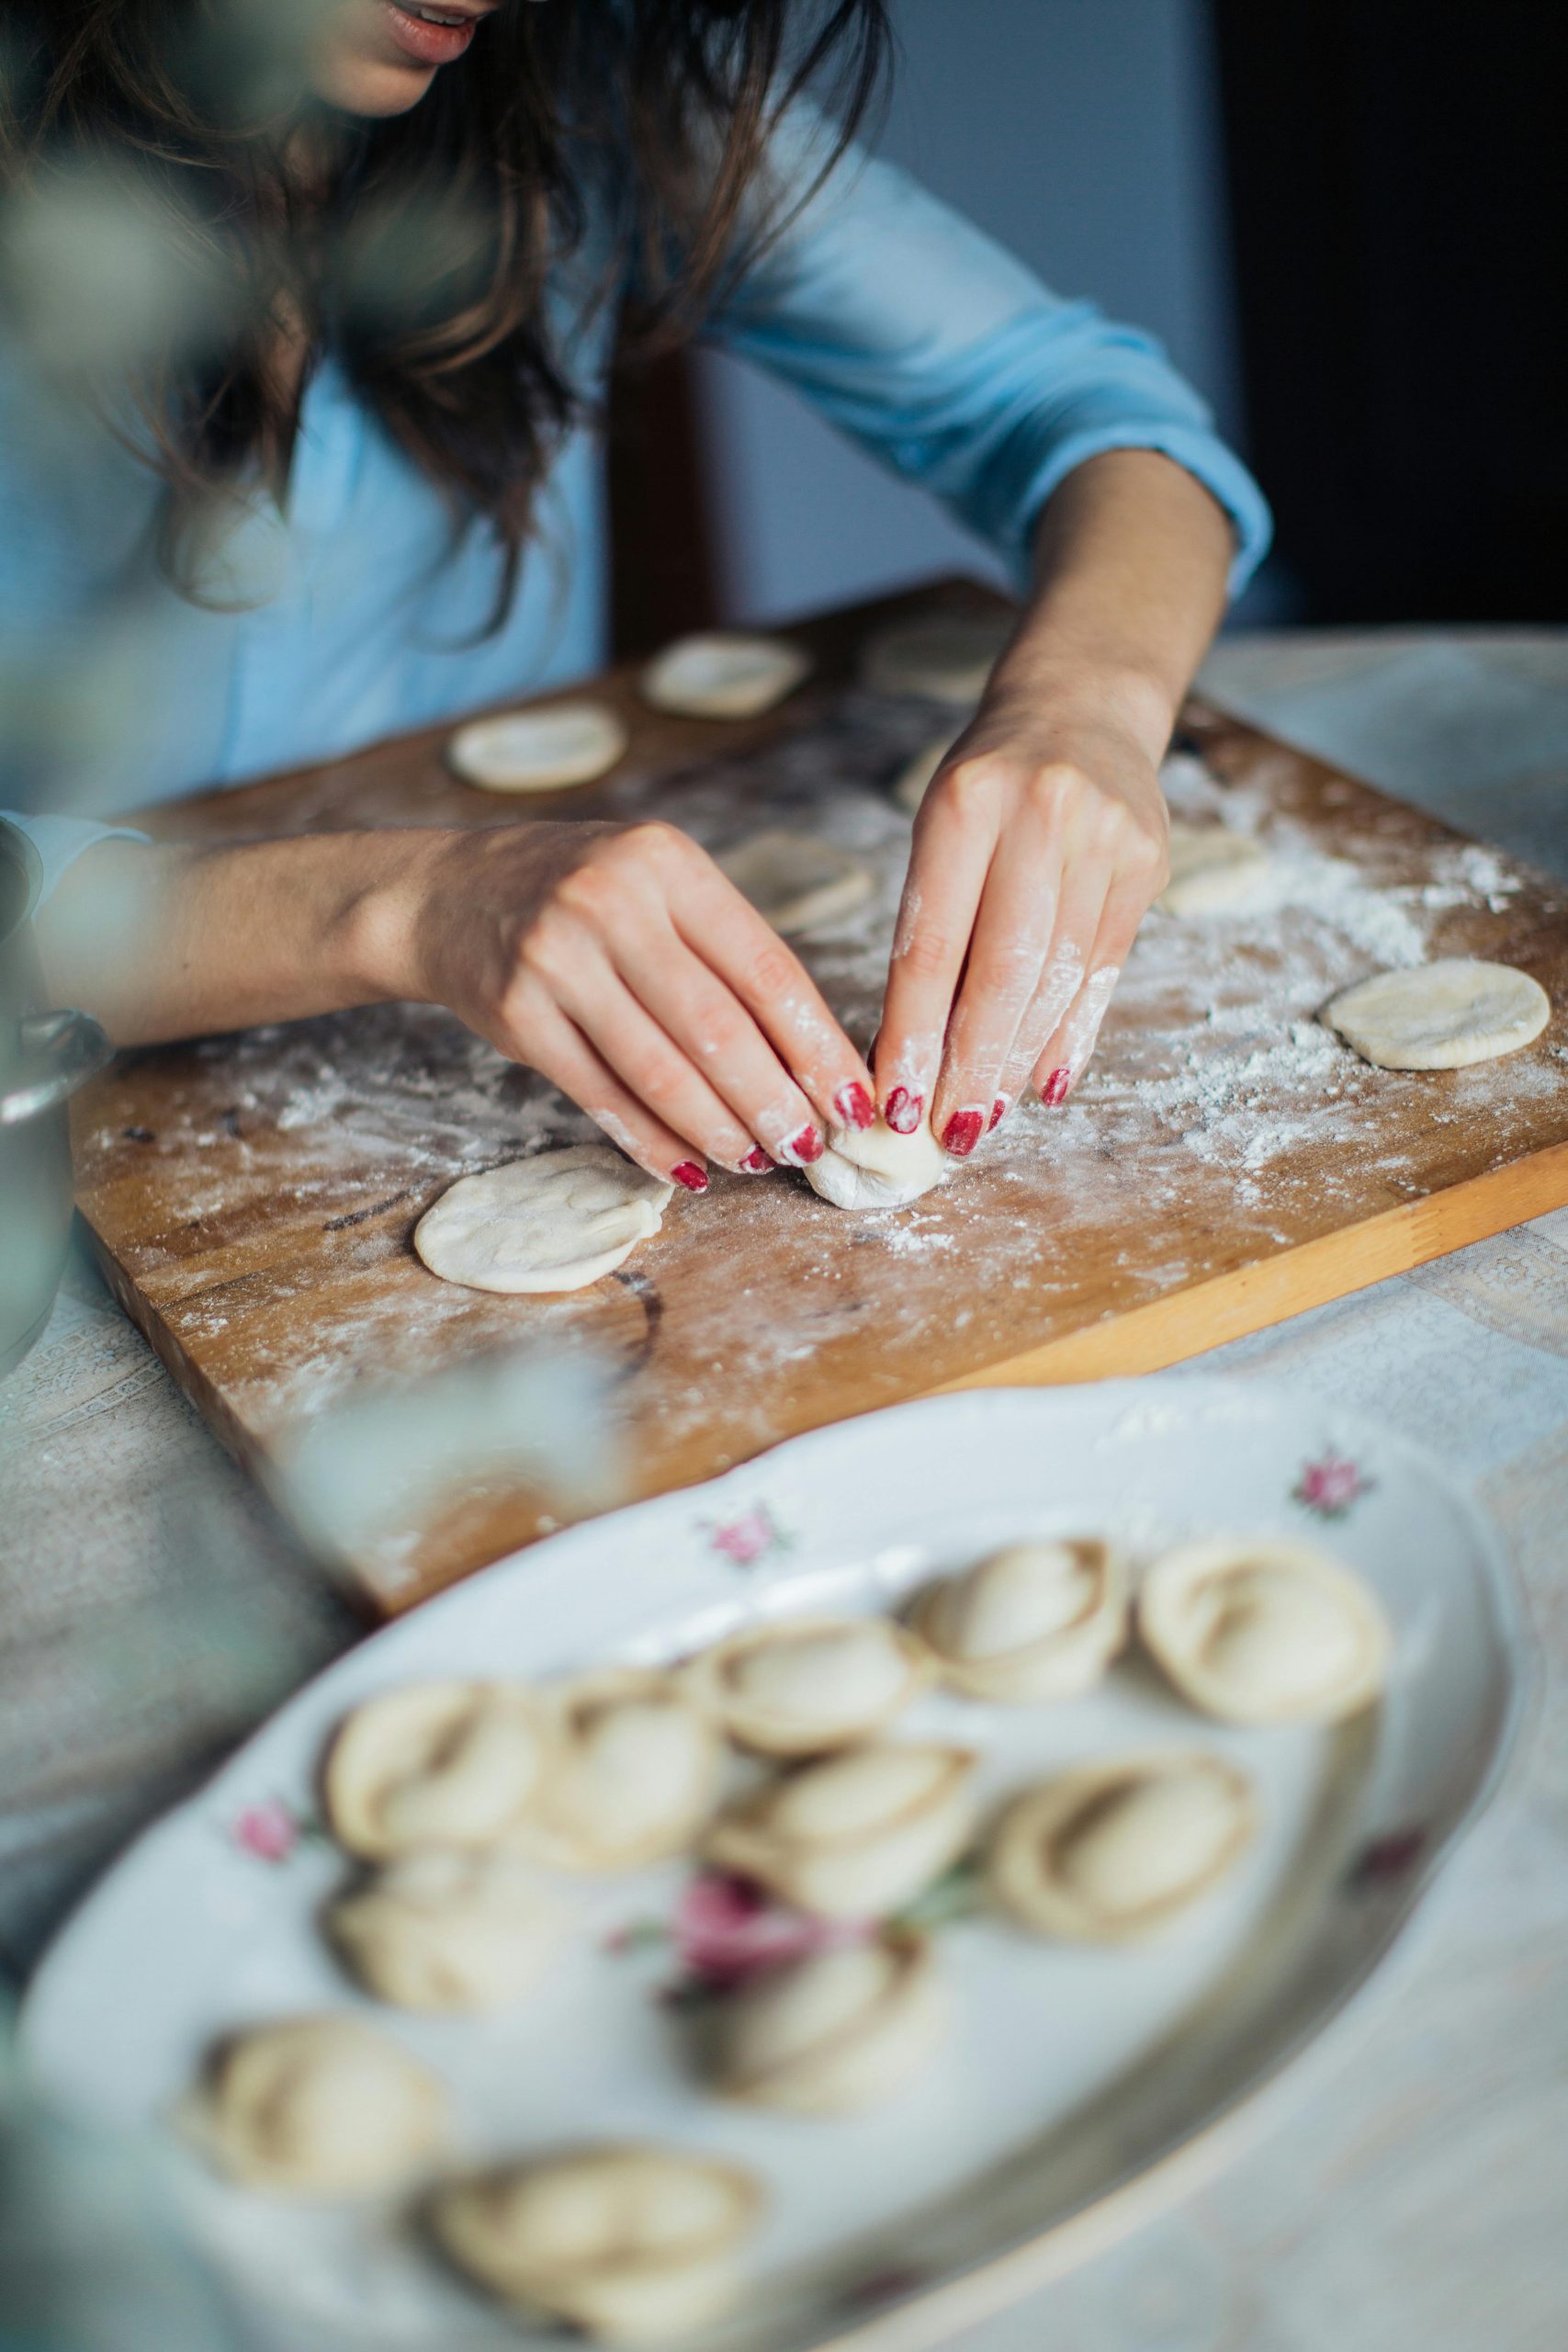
[71, 579, 1568, 1613]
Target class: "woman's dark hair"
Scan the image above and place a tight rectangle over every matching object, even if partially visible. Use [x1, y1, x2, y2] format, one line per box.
[0, 1, 890, 607]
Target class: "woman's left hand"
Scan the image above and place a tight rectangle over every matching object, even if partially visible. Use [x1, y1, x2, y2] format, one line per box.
[873, 677, 1170, 1153]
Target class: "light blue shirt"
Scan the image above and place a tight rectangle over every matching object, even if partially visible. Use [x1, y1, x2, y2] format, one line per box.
[2, 113, 1269, 900]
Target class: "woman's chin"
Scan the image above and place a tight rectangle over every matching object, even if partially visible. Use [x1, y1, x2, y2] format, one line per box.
[310, 52, 439, 116]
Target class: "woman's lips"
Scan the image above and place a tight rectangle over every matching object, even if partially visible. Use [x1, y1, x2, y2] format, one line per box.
[377, 1, 480, 69]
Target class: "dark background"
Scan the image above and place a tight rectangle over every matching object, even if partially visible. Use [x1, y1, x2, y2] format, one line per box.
[610, 0, 1568, 650]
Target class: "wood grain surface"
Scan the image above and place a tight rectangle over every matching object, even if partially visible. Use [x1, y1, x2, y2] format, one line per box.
[69, 580, 1568, 1612]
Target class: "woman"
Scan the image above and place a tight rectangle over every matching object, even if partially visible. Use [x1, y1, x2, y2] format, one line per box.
[4, 0, 1268, 1188]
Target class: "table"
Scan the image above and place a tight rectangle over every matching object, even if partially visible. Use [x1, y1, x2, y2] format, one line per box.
[5, 628, 1567, 2352]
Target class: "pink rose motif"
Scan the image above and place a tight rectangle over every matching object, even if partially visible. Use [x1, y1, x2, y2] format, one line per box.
[1293, 1453, 1373, 1520]
[232, 1798, 299, 1864]
[1347, 1827, 1427, 1891]
[840, 2265, 931, 2315]
[671, 1871, 859, 1993]
[707, 1504, 788, 1568]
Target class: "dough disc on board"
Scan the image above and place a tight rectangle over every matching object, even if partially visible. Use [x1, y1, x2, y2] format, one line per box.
[717, 830, 874, 936]
[861, 616, 1012, 706]
[1323, 958, 1551, 1070]
[414, 1147, 674, 1294]
[806, 1115, 948, 1210]
[640, 632, 810, 718]
[893, 729, 961, 813]
[447, 702, 627, 793]
[1158, 821, 1270, 916]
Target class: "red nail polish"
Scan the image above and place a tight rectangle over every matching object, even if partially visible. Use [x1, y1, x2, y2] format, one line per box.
[988, 1095, 1008, 1132]
[1043, 1067, 1072, 1106]
[671, 1161, 709, 1193]
[942, 1109, 984, 1158]
[739, 1146, 773, 1172]
[885, 1087, 922, 1136]
[836, 1081, 875, 1132]
[785, 1125, 824, 1165]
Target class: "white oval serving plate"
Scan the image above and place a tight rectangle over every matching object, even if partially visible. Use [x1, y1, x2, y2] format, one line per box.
[20, 1377, 1524, 2352]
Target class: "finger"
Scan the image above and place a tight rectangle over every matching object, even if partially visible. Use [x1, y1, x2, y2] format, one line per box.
[509, 978, 727, 1191]
[997, 860, 1110, 1110]
[674, 864, 876, 1142]
[1031, 872, 1147, 1102]
[611, 909, 837, 1166]
[874, 778, 997, 1135]
[536, 925, 784, 1171]
[928, 837, 1061, 1154]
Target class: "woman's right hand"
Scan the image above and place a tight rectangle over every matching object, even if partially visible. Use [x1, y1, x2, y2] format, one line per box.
[383, 819, 877, 1192]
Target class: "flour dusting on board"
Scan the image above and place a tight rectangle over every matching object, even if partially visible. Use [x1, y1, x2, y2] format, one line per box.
[72, 673, 1568, 1596]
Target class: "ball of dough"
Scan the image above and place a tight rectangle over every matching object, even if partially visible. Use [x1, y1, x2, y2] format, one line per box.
[716, 830, 874, 936]
[327, 1849, 565, 2013]
[639, 632, 810, 718]
[893, 729, 961, 813]
[861, 616, 1013, 705]
[187, 2016, 447, 2196]
[447, 702, 628, 793]
[1323, 958, 1551, 1069]
[1157, 821, 1270, 916]
[805, 1114, 948, 1210]
[414, 1146, 674, 1295]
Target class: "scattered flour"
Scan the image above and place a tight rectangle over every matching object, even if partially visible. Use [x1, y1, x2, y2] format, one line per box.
[75, 699, 1568, 1593]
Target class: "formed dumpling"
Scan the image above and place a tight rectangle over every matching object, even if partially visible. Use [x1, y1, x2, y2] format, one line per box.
[912, 1539, 1127, 1702]
[186, 2015, 447, 2196]
[705, 1741, 977, 1920]
[1138, 1538, 1392, 1725]
[717, 1932, 944, 2115]
[322, 1681, 552, 1860]
[804, 1114, 948, 1212]
[432, 2143, 763, 2346]
[327, 1849, 565, 2014]
[515, 1671, 724, 1871]
[682, 1618, 932, 1757]
[989, 1752, 1257, 1942]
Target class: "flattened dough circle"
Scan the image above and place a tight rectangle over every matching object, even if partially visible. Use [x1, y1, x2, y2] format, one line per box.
[1324, 957, 1551, 1070]
[806, 1115, 948, 1210]
[717, 830, 875, 936]
[861, 616, 1012, 706]
[1158, 821, 1270, 916]
[640, 632, 810, 718]
[414, 1146, 674, 1294]
[893, 729, 961, 813]
[448, 702, 627, 793]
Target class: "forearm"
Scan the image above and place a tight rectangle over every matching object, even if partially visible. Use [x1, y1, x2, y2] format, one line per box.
[36, 828, 440, 1046]
[879, 449, 1238, 1136]
[999, 447, 1236, 760]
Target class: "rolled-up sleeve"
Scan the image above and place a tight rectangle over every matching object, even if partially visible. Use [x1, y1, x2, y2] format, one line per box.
[1, 812, 150, 906]
[704, 112, 1271, 594]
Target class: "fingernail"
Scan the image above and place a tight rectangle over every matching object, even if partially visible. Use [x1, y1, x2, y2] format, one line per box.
[671, 1161, 709, 1193]
[783, 1125, 824, 1165]
[885, 1087, 922, 1136]
[942, 1108, 985, 1158]
[739, 1146, 773, 1173]
[836, 1081, 875, 1132]
[1043, 1067, 1072, 1106]
[988, 1095, 1008, 1132]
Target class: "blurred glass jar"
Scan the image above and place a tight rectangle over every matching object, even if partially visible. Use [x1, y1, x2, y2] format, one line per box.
[0, 2018, 243, 2352]
[0, 819, 111, 1377]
